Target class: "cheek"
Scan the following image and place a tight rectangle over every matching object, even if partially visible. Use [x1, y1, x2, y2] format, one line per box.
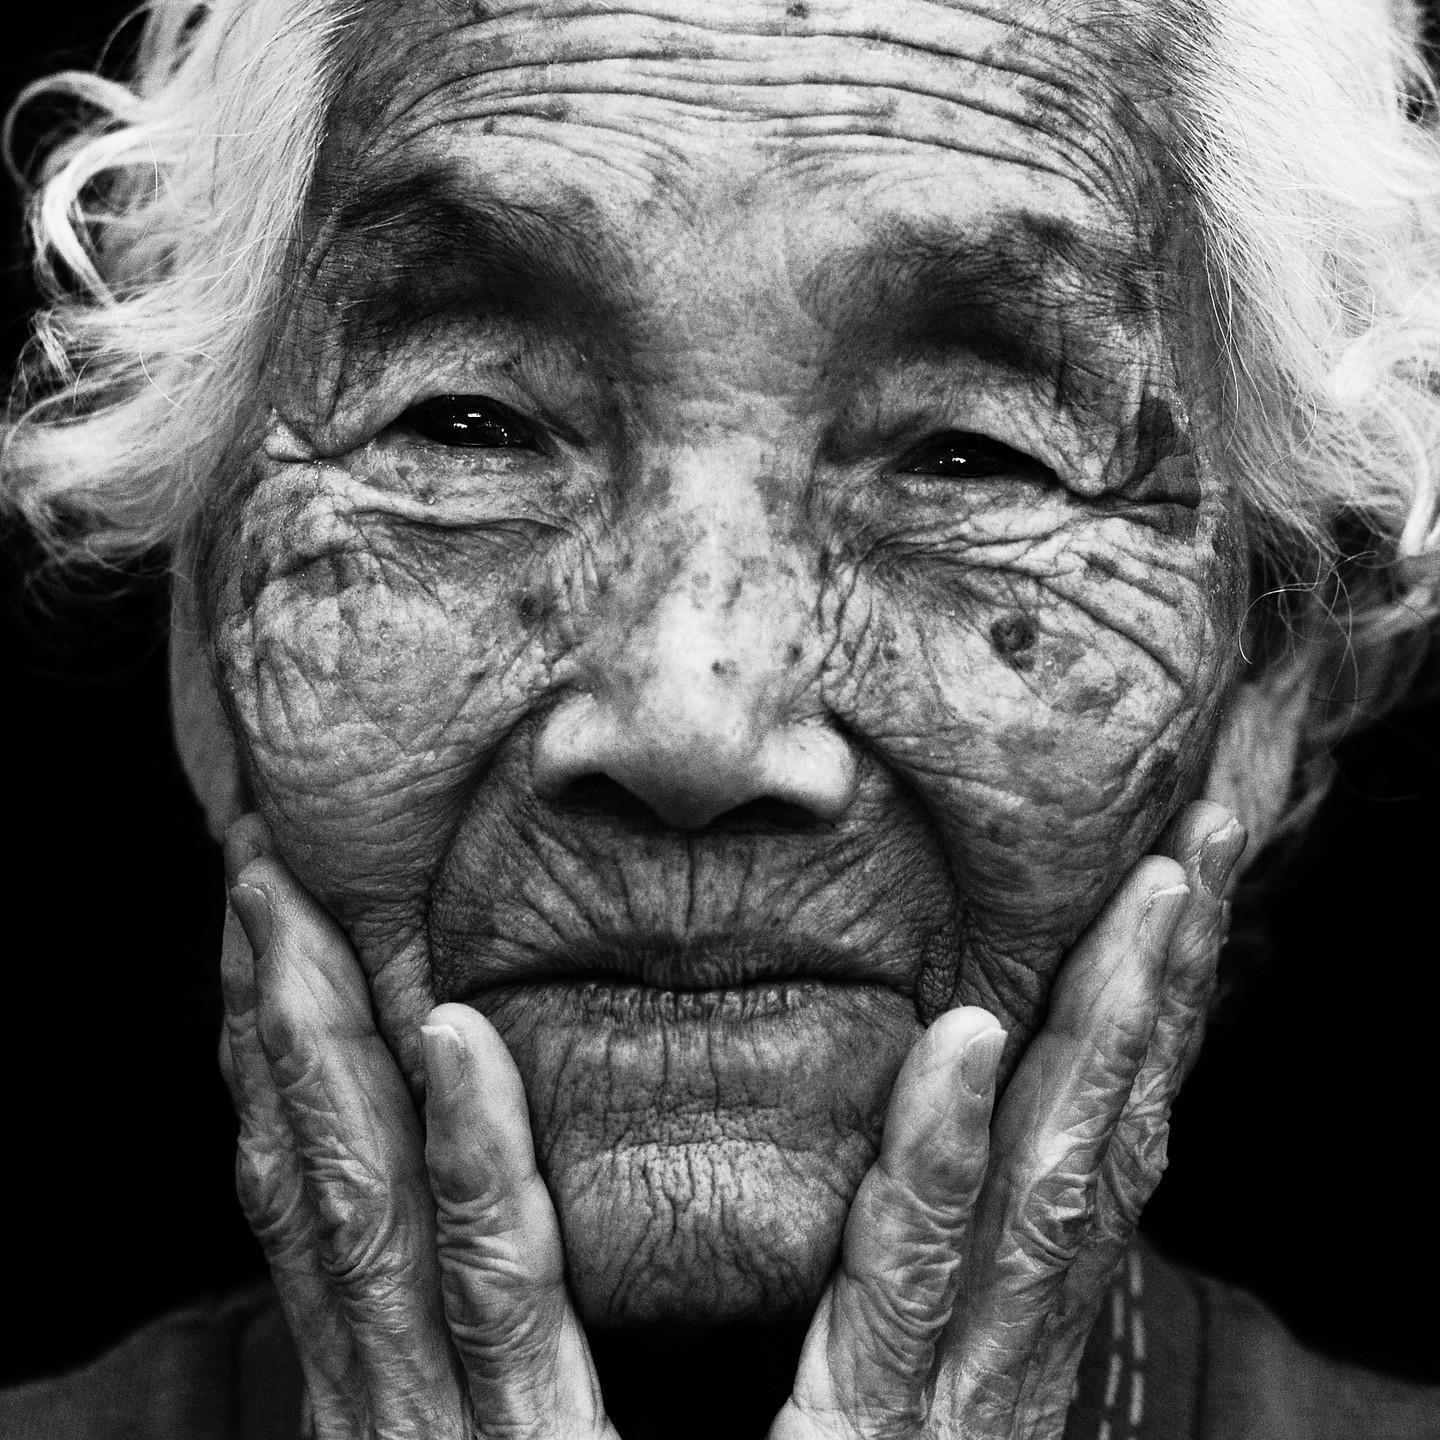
[837, 506, 1244, 1014]
[209, 466, 553, 904]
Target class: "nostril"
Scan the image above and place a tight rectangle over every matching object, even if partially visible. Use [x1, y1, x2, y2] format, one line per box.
[550, 772, 661, 822]
[712, 796, 826, 830]
[555, 772, 620, 807]
[550, 775, 827, 831]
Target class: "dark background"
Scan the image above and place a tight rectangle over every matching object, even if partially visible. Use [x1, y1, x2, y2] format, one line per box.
[3, 2, 1438, 1395]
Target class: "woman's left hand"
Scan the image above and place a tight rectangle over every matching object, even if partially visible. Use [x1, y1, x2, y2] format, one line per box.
[770, 799, 1243, 1439]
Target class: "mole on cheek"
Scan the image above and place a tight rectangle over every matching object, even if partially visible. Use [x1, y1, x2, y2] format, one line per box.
[989, 614, 1039, 670]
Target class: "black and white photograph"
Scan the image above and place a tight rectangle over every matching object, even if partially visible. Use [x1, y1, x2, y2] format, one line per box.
[3, 2, 1439, 1436]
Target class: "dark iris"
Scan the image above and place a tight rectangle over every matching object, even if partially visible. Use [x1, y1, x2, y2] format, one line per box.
[404, 395, 539, 449]
[900, 431, 1034, 479]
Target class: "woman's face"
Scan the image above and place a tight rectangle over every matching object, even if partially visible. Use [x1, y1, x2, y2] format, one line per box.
[201, 0, 1246, 1328]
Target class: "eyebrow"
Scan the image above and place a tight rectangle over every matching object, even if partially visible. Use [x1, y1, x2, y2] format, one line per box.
[299, 166, 628, 342]
[808, 215, 1165, 405]
[304, 168, 1164, 411]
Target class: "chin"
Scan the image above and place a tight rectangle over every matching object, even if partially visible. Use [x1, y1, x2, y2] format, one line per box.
[554, 1136, 861, 1326]
[475, 976, 923, 1327]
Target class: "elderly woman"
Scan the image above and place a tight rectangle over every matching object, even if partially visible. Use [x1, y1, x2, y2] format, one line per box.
[4, 0, 1440, 1435]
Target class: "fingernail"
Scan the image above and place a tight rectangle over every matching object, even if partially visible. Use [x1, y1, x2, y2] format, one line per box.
[1198, 821, 1247, 899]
[229, 883, 273, 959]
[421, 1023, 465, 1099]
[960, 1026, 1007, 1097]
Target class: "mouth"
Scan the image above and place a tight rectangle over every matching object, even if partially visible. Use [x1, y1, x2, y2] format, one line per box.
[482, 934, 875, 988]
[449, 933, 906, 1021]
[483, 976, 886, 1027]
[469, 962, 917, 1126]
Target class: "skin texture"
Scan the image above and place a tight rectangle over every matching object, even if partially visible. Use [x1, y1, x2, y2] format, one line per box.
[195, 0, 1249, 1337]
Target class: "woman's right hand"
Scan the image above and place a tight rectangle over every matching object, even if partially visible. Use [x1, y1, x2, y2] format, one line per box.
[221, 814, 620, 1440]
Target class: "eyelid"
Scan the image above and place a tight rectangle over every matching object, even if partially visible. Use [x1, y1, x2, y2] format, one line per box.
[842, 361, 1123, 492]
[294, 325, 556, 453]
[304, 372, 560, 459]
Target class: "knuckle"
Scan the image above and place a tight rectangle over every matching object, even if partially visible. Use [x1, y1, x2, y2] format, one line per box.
[437, 1223, 567, 1327]
[435, 1177, 563, 1274]
[1100, 1013, 1157, 1074]
[266, 1037, 326, 1097]
[235, 1137, 309, 1248]
[441, 1275, 557, 1362]
[303, 1159, 414, 1286]
[1012, 1170, 1095, 1268]
[855, 1273, 950, 1357]
[863, 1165, 973, 1249]
[320, 1207, 409, 1287]
[440, 1227, 536, 1288]
[433, 1185, 520, 1238]
[944, 1356, 1020, 1430]
[852, 1232, 962, 1329]
[256, 1000, 308, 1069]
[1102, 1120, 1170, 1222]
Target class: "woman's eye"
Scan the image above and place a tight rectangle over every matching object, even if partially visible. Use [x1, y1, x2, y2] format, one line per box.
[402, 395, 540, 449]
[899, 431, 1037, 479]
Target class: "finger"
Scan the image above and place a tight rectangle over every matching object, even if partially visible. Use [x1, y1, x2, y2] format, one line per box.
[221, 887, 364, 1437]
[422, 1003, 616, 1440]
[939, 858, 1188, 1431]
[1020, 812, 1246, 1423]
[772, 1007, 1006, 1440]
[1069, 806, 1246, 1295]
[235, 837, 465, 1439]
[1156, 801, 1246, 1077]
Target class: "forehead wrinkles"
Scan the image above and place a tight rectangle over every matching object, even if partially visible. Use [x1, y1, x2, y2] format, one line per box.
[333, 0, 1157, 207]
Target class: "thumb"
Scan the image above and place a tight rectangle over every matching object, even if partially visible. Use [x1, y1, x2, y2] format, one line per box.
[422, 1003, 617, 1440]
[770, 1007, 1005, 1440]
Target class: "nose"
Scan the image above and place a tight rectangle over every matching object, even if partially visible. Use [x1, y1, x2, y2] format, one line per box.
[533, 686, 857, 829]
[531, 549, 857, 831]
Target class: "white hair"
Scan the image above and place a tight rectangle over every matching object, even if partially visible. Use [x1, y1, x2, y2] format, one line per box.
[2, 0, 341, 560]
[4, 0, 1440, 838]
[1160, 0, 1440, 827]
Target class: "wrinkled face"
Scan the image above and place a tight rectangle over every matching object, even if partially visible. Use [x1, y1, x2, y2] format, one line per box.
[203, 0, 1245, 1326]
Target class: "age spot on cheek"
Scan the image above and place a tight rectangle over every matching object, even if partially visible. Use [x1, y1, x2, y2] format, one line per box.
[989, 614, 1039, 670]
